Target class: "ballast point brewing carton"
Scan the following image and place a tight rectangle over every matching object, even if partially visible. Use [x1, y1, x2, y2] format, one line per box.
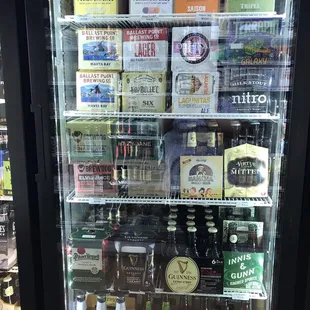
[78, 29, 122, 71]
[76, 72, 120, 112]
[123, 28, 168, 72]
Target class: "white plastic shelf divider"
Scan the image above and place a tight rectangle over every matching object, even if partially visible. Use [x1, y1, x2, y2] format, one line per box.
[58, 12, 281, 29]
[66, 190, 273, 207]
[64, 111, 280, 121]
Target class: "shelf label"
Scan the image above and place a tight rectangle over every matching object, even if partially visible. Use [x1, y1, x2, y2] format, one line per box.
[236, 201, 254, 208]
[231, 294, 249, 301]
[75, 15, 91, 23]
[89, 198, 106, 205]
[195, 13, 212, 22]
[140, 14, 159, 22]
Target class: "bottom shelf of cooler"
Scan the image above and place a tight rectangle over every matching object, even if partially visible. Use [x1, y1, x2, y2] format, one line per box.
[66, 190, 273, 207]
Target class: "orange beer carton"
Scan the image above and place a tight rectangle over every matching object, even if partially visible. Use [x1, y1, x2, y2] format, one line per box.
[174, 0, 219, 13]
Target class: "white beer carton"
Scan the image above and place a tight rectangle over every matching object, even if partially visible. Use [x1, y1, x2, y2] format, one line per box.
[130, 0, 173, 14]
[123, 28, 168, 72]
[76, 71, 120, 112]
[78, 28, 122, 71]
[172, 72, 219, 113]
[172, 26, 219, 72]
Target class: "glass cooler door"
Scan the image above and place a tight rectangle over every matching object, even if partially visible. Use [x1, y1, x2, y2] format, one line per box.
[40, 0, 299, 309]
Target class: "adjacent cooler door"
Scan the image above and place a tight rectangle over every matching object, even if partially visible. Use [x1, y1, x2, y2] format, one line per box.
[24, 0, 310, 309]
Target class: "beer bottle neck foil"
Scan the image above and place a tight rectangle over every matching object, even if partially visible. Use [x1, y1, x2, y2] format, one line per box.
[96, 296, 107, 310]
[76, 295, 87, 310]
[116, 297, 126, 310]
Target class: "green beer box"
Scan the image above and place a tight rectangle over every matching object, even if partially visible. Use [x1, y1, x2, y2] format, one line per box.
[66, 118, 113, 163]
[68, 227, 113, 291]
[226, 0, 275, 12]
[223, 251, 264, 293]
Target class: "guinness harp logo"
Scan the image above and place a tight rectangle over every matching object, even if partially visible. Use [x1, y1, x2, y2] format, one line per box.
[177, 260, 188, 274]
[165, 257, 200, 293]
[129, 254, 139, 267]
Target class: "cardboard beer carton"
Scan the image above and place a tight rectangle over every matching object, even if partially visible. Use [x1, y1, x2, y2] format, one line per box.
[122, 72, 167, 113]
[78, 28, 122, 71]
[76, 71, 120, 112]
[224, 144, 268, 198]
[3, 153, 12, 197]
[73, 163, 117, 197]
[174, 0, 219, 13]
[172, 72, 219, 113]
[172, 26, 219, 72]
[226, 18, 282, 65]
[226, 0, 275, 12]
[123, 28, 168, 72]
[130, 0, 173, 14]
[180, 156, 223, 199]
[66, 119, 113, 162]
[74, 0, 127, 15]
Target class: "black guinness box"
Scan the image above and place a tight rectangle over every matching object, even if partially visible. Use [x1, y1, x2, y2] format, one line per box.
[164, 256, 224, 295]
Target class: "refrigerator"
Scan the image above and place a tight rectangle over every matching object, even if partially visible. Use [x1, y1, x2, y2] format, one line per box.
[0, 2, 47, 310]
[20, 0, 310, 309]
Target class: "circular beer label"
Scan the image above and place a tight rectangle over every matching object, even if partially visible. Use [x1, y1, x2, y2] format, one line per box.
[180, 33, 210, 64]
[229, 234, 238, 244]
[165, 256, 200, 293]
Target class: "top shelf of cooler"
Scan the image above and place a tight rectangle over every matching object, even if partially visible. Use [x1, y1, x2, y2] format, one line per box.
[58, 12, 284, 28]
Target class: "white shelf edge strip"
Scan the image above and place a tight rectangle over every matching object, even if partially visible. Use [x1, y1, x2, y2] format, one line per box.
[63, 111, 280, 120]
[66, 191, 273, 207]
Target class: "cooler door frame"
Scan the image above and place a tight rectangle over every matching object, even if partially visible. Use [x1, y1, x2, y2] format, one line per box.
[21, 0, 310, 310]
[0, 0, 45, 309]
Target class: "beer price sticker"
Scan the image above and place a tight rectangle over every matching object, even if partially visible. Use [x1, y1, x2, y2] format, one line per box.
[165, 257, 200, 293]
[89, 198, 106, 205]
[236, 201, 254, 208]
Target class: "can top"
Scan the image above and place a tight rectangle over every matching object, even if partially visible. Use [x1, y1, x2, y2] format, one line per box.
[206, 221, 215, 227]
[167, 226, 177, 232]
[208, 227, 218, 233]
[187, 226, 197, 232]
[168, 220, 177, 226]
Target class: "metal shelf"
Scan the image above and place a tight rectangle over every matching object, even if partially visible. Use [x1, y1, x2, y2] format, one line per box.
[66, 190, 273, 207]
[58, 12, 281, 29]
[64, 111, 280, 121]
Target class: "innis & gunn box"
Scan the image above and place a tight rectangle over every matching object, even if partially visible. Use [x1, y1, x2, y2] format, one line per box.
[123, 28, 168, 72]
[122, 72, 166, 113]
[78, 29, 122, 71]
[76, 71, 120, 112]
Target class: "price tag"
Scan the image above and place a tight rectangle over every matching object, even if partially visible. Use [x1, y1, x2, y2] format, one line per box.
[89, 198, 106, 205]
[141, 14, 158, 22]
[236, 201, 254, 208]
[75, 15, 91, 23]
[195, 13, 211, 22]
[231, 294, 249, 301]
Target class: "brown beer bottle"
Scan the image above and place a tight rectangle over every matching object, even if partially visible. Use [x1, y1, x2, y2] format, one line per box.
[227, 222, 239, 252]
[205, 227, 221, 259]
[185, 227, 199, 258]
[166, 226, 179, 257]
[248, 224, 258, 252]
[2, 275, 13, 304]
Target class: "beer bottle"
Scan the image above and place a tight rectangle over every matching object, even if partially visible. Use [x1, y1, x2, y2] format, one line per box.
[248, 224, 258, 252]
[166, 226, 179, 257]
[116, 296, 126, 310]
[76, 295, 87, 310]
[185, 227, 199, 258]
[250, 121, 260, 146]
[179, 295, 189, 310]
[205, 208, 213, 216]
[230, 121, 241, 147]
[225, 208, 235, 220]
[170, 206, 178, 214]
[162, 294, 170, 310]
[96, 295, 107, 310]
[206, 121, 218, 155]
[205, 227, 221, 259]
[186, 221, 196, 228]
[168, 213, 178, 222]
[168, 220, 177, 227]
[243, 208, 255, 221]
[186, 214, 195, 222]
[241, 300, 250, 310]
[205, 215, 214, 222]
[144, 293, 152, 310]
[2, 275, 13, 304]
[227, 222, 239, 252]
[116, 204, 128, 225]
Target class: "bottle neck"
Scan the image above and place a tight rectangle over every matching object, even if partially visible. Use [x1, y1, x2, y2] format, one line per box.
[168, 231, 177, 245]
[188, 231, 197, 248]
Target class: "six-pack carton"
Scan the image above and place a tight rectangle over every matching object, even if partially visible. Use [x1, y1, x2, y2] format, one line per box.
[129, 0, 173, 14]
[74, 0, 127, 15]
[78, 29, 123, 71]
[174, 0, 219, 13]
[123, 28, 168, 72]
